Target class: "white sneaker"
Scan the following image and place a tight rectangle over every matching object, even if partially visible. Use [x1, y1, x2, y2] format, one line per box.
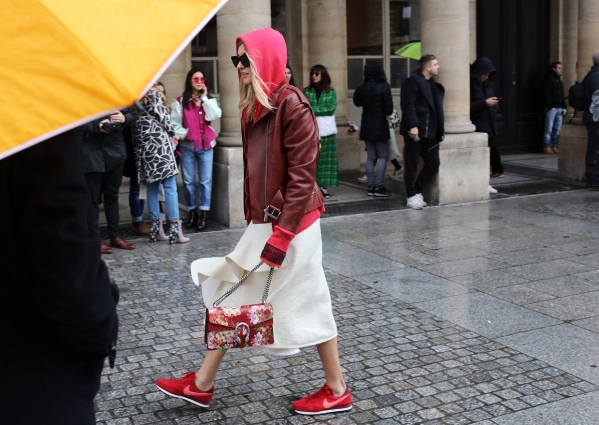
[390, 168, 403, 180]
[416, 193, 427, 207]
[357, 174, 368, 183]
[488, 185, 498, 194]
[407, 195, 424, 210]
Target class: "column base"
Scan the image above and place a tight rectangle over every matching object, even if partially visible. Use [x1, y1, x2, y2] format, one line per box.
[212, 144, 245, 228]
[423, 132, 490, 205]
[559, 123, 587, 183]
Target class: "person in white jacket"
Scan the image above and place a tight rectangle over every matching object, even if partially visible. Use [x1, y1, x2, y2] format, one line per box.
[171, 69, 222, 232]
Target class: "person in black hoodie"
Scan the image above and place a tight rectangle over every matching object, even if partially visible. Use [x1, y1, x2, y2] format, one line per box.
[399, 54, 445, 209]
[353, 62, 394, 197]
[583, 50, 599, 188]
[470, 57, 503, 193]
[543, 62, 567, 155]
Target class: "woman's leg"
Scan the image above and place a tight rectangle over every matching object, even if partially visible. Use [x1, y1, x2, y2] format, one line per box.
[316, 337, 346, 396]
[161, 175, 179, 220]
[146, 181, 161, 221]
[364, 142, 377, 187]
[194, 350, 227, 391]
[179, 147, 197, 210]
[374, 140, 389, 186]
[197, 148, 214, 211]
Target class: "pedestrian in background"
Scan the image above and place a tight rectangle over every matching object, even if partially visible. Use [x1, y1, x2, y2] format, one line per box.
[543, 61, 567, 155]
[304, 64, 338, 199]
[171, 69, 222, 232]
[285, 64, 296, 86]
[0, 129, 119, 425]
[470, 57, 503, 194]
[583, 50, 599, 188]
[353, 62, 394, 197]
[135, 87, 189, 244]
[399, 54, 445, 209]
[82, 108, 136, 253]
[155, 27, 351, 416]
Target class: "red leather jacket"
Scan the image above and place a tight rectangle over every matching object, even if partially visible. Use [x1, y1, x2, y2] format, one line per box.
[243, 84, 324, 234]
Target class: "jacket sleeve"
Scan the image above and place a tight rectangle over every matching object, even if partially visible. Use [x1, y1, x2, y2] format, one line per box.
[470, 98, 487, 115]
[260, 97, 320, 267]
[122, 108, 135, 128]
[310, 89, 337, 116]
[170, 98, 189, 139]
[82, 118, 103, 134]
[11, 129, 118, 362]
[383, 84, 394, 116]
[201, 97, 222, 122]
[400, 79, 419, 130]
[353, 86, 364, 107]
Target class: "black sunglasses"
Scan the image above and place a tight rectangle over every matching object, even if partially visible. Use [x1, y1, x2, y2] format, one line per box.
[231, 54, 250, 68]
[310, 70, 321, 76]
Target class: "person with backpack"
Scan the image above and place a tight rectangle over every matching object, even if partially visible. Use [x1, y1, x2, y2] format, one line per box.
[583, 50, 599, 187]
[543, 62, 567, 155]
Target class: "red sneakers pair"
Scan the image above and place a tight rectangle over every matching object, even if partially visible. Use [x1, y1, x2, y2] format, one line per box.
[156, 373, 352, 415]
[155, 372, 213, 408]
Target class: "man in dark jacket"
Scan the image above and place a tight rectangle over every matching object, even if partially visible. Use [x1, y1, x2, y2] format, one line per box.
[400, 54, 445, 209]
[584, 50, 599, 187]
[353, 62, 394, 197]
[82, 108, 136, 253]
[470, 57, 503, 194]
[0, 129, 119, 425]
[543, 62, 567, 155]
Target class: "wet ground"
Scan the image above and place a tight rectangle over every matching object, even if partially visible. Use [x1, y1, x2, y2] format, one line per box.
[96, 188, 599, 424]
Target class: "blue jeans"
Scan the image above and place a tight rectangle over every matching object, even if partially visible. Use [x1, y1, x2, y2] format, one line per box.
[146, 175, 179, 221]
[544, 108, 564, 148]
[128, 172, 145, 222]
[180, 146, 213, 211]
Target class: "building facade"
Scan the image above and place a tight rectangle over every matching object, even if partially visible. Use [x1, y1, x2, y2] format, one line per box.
[159, 0, 599, 227]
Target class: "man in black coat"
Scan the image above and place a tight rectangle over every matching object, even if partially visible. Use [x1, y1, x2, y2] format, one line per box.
[353, 62, 394, 197]
[584, 50, 599, 188]
[0, 129, 119, 425]
[470, 57, 503, 193]
[543, 61, 567, 155]
[82, 108, 136, 253]
[400, 54, 445, 209]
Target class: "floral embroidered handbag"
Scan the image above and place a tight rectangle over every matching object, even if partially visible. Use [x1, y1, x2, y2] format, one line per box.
[204, 261, 275, 350]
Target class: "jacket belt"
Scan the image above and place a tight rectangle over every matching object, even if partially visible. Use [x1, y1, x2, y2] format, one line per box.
[263, 190, 285, 222]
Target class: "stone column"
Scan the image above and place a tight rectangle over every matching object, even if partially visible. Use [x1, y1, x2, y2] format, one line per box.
[418, 0, 489, 204]
[306, 0, 348, 123]
[577, 0, 599, 81]
[212, 0, 270, 228]
[562, 1, 578, 99]
[469, 0, 477, 63]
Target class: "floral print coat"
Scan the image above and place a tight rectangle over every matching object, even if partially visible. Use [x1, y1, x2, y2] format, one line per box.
[134, 88, 178, 184]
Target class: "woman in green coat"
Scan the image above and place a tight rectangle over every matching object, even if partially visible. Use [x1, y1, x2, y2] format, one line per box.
[304, 65, 338, 198]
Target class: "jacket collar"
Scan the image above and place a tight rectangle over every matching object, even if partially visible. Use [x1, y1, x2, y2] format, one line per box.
[412, 69, 436, 110]
[254, 83, 288, 124]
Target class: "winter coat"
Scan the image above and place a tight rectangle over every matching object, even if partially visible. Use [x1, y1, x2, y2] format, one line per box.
[353, 62, 394, 143]
[399, 69, 445, 142]
[81, 108, 134, 173]
[470, 57, 499, 138]
[134, 88, 178, 184]
[583, 66, 599, 125]
[544, 70, 567, 110]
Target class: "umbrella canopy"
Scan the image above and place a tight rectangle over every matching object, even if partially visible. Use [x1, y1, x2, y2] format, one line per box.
[0, 0, 228, 160]
[394, 42, 421, 60]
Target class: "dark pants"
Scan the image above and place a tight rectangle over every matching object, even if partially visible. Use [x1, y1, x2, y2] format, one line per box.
[365, 140, 389, 186]
[586, 122, 599, 187]
[128, 171, 145, 221]
[489, 138, 504, 174]
[1, 352, 104, 425]
[403, 136, 440, 198]
[86, 163, 124, 239]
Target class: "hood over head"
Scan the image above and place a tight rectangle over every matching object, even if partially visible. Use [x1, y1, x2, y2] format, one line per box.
[236, 28, 287, 97]
[470, 57, 496, 79]
[364, 62, 387, 82]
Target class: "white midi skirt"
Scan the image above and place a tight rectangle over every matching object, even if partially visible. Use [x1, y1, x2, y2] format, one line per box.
[191, 219, 337, 355]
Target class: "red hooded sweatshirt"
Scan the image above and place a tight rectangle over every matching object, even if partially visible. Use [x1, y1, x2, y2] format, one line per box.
[236, 28, 323, 268]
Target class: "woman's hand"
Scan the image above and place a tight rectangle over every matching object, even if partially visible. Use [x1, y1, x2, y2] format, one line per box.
[110, 110, 126, 123]
[172, 135, 179, 147]
[198, 84, 208, 96]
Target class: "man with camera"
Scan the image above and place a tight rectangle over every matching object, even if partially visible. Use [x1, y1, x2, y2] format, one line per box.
[82, 108, 136, 253]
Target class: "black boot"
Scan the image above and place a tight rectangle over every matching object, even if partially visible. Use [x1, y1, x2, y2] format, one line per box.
[184, 209, 198, 230]
[197, 210, 208, 231]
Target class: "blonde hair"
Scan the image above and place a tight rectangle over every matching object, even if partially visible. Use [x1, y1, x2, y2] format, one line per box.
[237, 43, 276, 122]
[153, 82, 170, 111]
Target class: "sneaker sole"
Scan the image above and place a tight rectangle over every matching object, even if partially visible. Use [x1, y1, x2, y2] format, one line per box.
[156, 385, 211, 408]
[374, 194, 392, 197]
[294, 405, 353, 415]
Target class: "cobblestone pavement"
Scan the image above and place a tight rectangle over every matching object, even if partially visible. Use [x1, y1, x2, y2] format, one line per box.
[97, 190, 599, 424]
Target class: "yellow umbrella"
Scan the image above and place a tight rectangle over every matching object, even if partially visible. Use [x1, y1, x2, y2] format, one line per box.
[0, 0, 228, 160]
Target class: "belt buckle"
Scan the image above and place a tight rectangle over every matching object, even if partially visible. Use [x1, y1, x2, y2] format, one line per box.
[263, 205, 281, 222]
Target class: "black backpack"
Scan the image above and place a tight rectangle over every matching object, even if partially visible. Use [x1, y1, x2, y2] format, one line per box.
[568, 77, 588, 110]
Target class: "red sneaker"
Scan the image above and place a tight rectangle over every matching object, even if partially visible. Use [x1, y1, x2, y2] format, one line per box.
[155, 372, 213, 408]
[292, 385, 352, 415]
